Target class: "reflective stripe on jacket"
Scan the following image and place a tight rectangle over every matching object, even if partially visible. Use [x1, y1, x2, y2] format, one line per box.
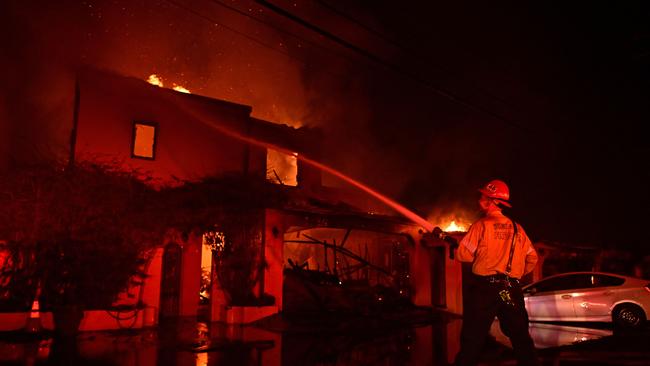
[456, 211, 538, 279]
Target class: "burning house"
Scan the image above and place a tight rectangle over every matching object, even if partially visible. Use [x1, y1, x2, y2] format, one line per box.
[1, 68, 465, 335]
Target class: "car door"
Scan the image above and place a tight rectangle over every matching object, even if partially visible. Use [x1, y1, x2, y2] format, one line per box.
[525, 274, 587, 321]
[526, 289, 569, 320]
[572, 274, 624, 320]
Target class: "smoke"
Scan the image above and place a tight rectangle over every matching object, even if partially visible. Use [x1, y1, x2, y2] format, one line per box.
[1, 0, 340, 157]
[0, 0, 495, 218]
[5, 1, 648, 249]
[0, 1, 100, 164]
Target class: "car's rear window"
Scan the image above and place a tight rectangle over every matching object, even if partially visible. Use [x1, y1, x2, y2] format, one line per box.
[591, 275, 625, 287]
[529, 274, 626, 294]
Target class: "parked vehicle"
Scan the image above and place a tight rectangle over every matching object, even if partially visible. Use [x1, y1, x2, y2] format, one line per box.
[522, 272, 650, 328]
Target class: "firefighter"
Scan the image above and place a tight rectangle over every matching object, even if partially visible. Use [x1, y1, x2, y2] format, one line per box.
[453, 179, 539, 366]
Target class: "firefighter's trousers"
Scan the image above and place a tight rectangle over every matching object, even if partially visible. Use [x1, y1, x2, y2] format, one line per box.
[454, 274, 539, 366]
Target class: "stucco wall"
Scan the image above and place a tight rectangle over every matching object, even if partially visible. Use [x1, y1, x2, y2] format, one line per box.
[74, 70, 254, 185]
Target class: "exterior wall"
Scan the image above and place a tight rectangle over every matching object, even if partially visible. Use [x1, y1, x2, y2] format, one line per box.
[444, 248, 463, 315]
[297, 161, 322, 190]
[179, 234, 202, 317]
[411, 229, 433, 307]
[210, 266, 230, 321]
[73, 70, 322, 189]
[248, 145, 267, 178]
[139, 248, 163, 321]
[419, 233, 464, 315]
[74, 70, 255, 185]
[263, 209, 287, 311]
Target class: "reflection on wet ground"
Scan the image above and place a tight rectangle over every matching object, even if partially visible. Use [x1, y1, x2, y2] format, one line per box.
[2, 311, 456, 366]
[0, 313, 648, 365]
[490, 320, 613, 349]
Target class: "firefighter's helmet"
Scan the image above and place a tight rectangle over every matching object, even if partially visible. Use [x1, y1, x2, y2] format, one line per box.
[479, 179, 511, 207]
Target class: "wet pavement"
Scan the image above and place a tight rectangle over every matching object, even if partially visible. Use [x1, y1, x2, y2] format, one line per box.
[0, 312, 649, 365]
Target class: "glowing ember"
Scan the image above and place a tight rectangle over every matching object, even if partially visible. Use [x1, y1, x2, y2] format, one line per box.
[146, 74, 190, 93]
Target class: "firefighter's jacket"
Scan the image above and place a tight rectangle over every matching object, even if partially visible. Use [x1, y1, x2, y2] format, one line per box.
[456, 210, 538, 279]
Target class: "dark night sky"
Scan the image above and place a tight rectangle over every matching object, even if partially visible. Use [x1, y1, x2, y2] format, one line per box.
[1, 1, 649, 251]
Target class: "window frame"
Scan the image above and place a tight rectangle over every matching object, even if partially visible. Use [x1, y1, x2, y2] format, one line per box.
[591, 274, 625, 288]
[131, 121, 158, 160]
[265, 148, 299, 187]
[528, 274, 593, 294]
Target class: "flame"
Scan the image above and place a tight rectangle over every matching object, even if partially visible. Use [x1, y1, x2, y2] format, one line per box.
[147, 74, 163, 87]
[266, 149, 298, 186]
[172, 85, 190, 94]
[428, 211, 471, 233]
[146, 74, 191, 94]
[444, 220, 467, 232]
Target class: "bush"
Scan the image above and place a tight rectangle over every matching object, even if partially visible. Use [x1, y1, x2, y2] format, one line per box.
[0, 162, 162, 310]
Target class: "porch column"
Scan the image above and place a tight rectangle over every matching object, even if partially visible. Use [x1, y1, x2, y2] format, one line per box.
[264, 209, 285, 311]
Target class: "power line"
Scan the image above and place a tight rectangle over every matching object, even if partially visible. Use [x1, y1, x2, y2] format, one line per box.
[314, 0, 518, 112]
[208, 0, 357, 66]
[163, 0, 349, 79]
[201, 0, 460, 99]
[315, 0, 403, 48]
[254, 0, 530, 133]
[165, 0, 290, 59]
[166, 0, 529, 132]
[216, 0, 521, 122]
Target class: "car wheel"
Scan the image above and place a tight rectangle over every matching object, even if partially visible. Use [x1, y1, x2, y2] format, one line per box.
[613, 304, 646, 329]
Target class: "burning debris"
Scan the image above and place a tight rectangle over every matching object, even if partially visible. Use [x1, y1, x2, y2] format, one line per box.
[266, 149, 298, 186]
[282, 228, 413, 315]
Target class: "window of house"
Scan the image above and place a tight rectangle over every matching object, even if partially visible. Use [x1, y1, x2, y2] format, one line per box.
[266, 148, 298, 186]
[131, 122, 157, 159]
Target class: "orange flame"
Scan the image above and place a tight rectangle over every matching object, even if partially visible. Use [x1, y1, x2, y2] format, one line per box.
[444, 220, 467, 232]
[147, 74, 163, 87]
[172, 85, 190, 94]
[146, 74, 190, 94]
[266, 149, 298, 186]
[428, 211, 472, 233]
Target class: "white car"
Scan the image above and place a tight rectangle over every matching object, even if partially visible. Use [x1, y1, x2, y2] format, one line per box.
[522, 271, 650, 328]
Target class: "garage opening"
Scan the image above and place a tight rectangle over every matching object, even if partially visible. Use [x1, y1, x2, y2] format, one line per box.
[282, 227, 412, 314]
